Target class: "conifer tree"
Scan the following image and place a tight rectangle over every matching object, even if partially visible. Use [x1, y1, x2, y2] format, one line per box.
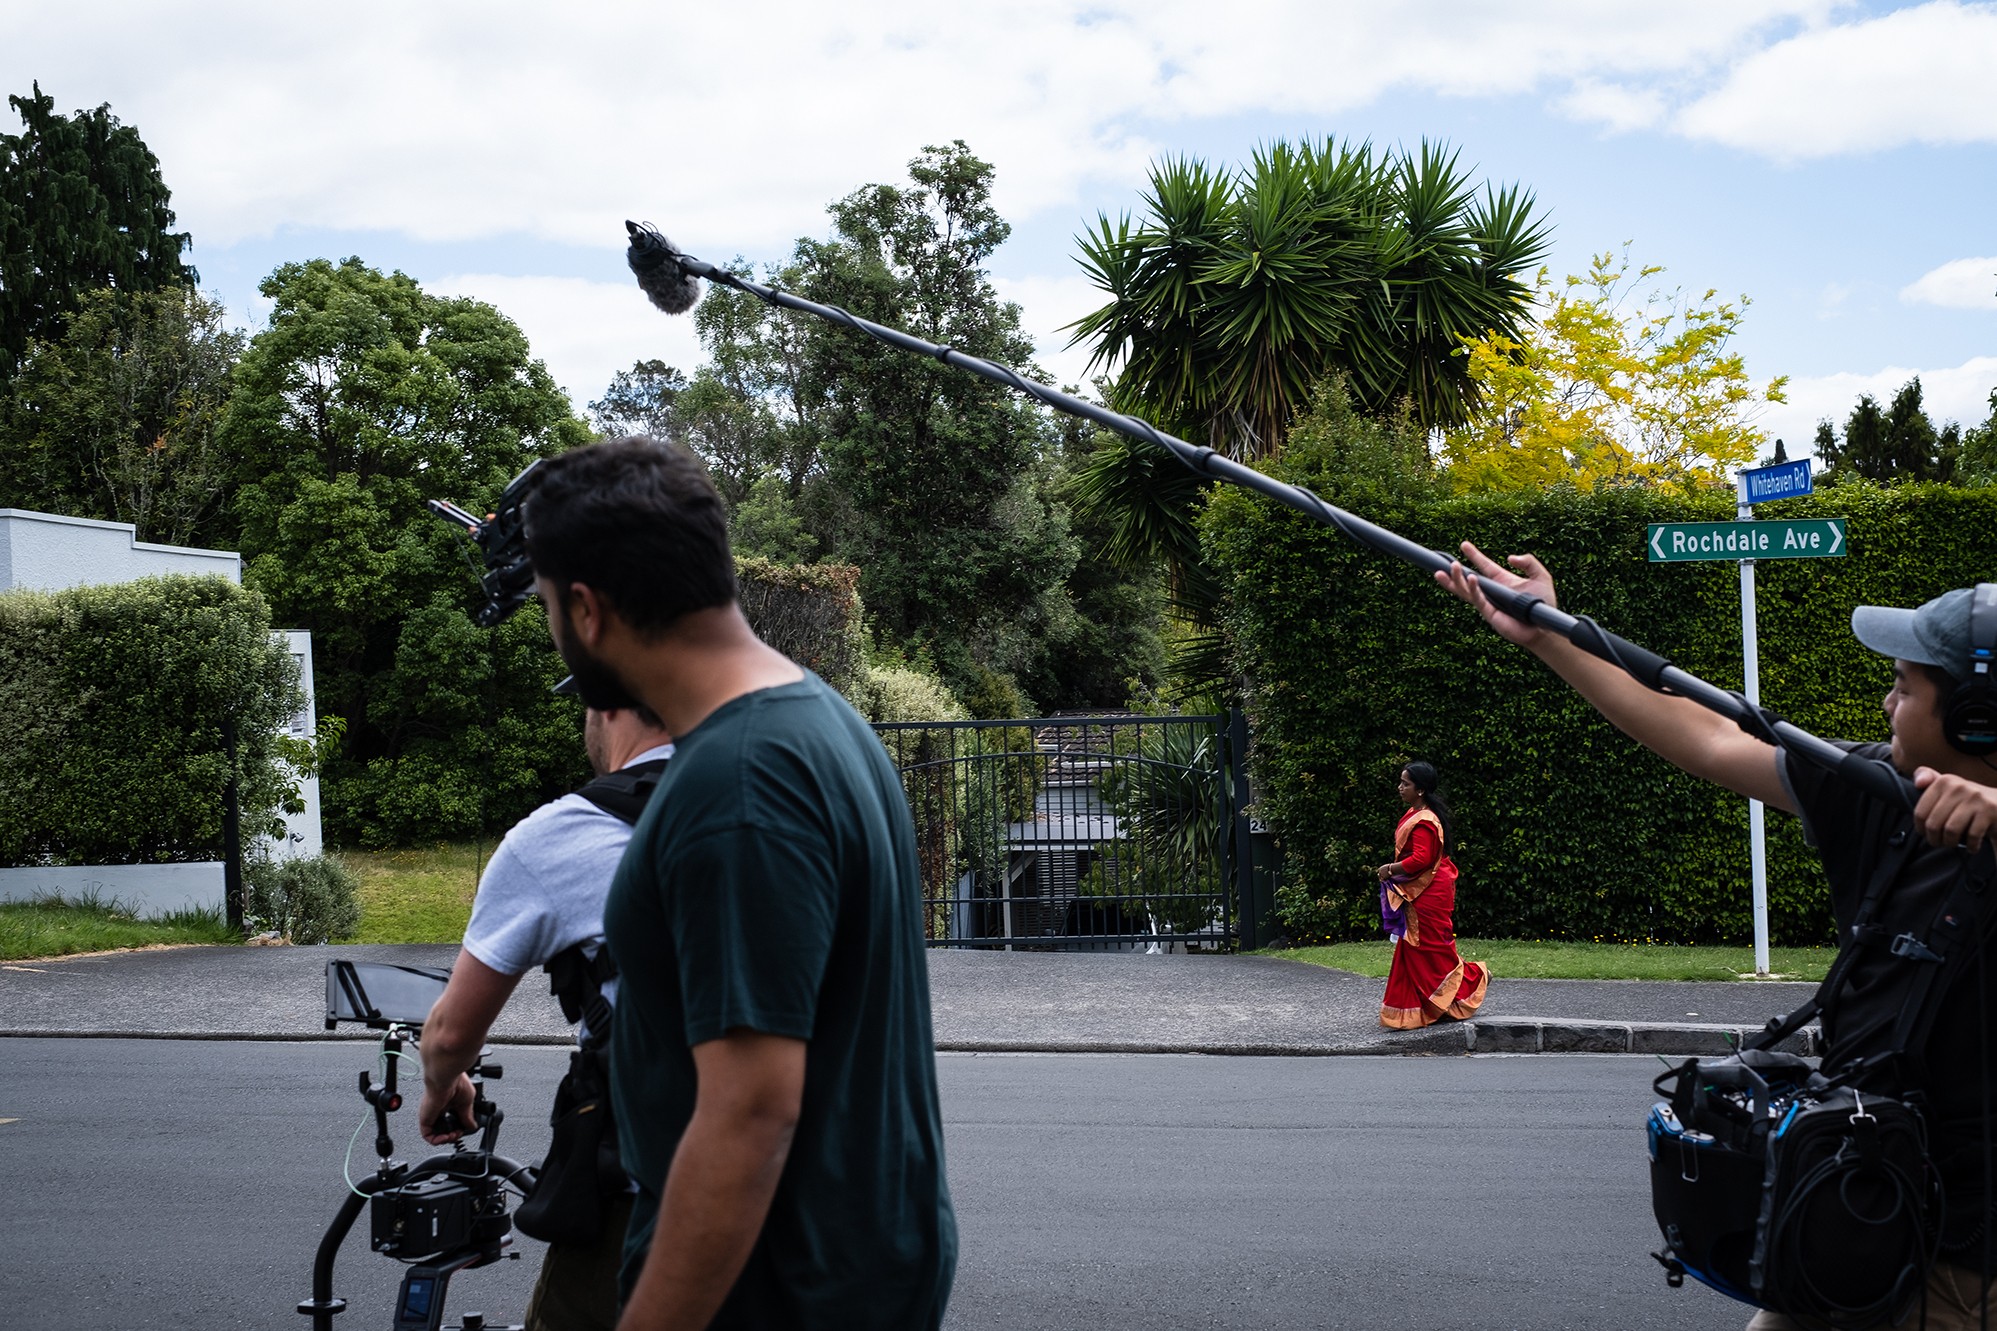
[1817, 377, 1956, 482]
[0, 85, 194, 380]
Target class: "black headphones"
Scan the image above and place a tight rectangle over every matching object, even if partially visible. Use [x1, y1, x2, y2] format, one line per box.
[1944, 582, 1997, 755]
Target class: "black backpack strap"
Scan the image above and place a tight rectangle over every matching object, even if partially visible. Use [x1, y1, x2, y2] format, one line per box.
[572, 757, 669, 826]
[1746, 818, 1922, 1055]
[544, 941, 618, 1049]
[539, 756, 668, 1048]
[1881, 843, 1997, 1090]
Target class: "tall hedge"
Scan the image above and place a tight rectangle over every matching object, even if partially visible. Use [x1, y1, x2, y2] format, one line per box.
[1205, 472, 1997, 944]
[738, 558, 864, 697]
[0, 575, 302, 865]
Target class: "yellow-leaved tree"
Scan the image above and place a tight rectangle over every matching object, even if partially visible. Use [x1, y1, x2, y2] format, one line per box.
[1441, 249, 1788, 492]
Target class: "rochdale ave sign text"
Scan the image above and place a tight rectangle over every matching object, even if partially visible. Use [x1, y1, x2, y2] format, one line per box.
[1647, 518, 1847, 563]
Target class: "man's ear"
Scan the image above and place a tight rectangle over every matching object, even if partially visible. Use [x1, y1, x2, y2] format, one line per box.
[563, 583, 611, 647]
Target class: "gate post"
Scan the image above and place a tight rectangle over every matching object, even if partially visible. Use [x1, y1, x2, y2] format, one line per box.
[1226, 709, 1257, 949]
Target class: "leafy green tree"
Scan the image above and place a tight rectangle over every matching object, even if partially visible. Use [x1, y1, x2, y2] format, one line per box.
[1067, 138, 1548, 688]
[1818, 377, 1958, 483]
[1961, 390, 1997, 487]
[602, 144, 1162, 708]
[0, 86, 194, 381]
[787, 140, 1077, 693]
[656, 144, 1078, 700]
[587, 358, 686, 439]
[220, 257, 591, 845]
[1013, 410, 1166, 709]
[729, 473, 818, 563]
[0, 286, 242, 544]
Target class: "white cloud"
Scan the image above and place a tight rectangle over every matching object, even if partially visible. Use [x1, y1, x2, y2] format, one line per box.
[426, 268, 1111, 424]
[1816, 282, 1855, 320]
[1761, 354, 1997, 452]
[4, 1, 1836, 255]
[1901, 257, 1997, 310]
[1556, 79, 1669, 133]
[1676, 2, 1997, 158]
[427, 274, 703, 413]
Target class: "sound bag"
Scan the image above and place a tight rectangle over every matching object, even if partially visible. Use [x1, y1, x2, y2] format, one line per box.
[1648, 826, 1996, 1326]
[1649, 1051, 1937, 1324]
[513, 1044, 625, 1246]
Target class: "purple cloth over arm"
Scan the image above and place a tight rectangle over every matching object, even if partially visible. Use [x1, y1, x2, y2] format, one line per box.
[1379, 875, 1411, 942]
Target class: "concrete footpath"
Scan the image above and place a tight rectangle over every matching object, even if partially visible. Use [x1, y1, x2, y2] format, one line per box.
[0, 943, 1820, 1056]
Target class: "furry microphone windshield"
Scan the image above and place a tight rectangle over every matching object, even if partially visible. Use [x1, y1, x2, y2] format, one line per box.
[625, 221, 703, 315]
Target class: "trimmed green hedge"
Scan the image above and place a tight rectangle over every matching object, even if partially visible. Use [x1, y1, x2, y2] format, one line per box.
[739, 558, 865, 696]
[1205, 474, 1997, 945]
[0, 575, 303, 865]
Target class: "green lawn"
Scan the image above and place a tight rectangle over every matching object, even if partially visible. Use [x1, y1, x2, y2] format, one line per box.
[1, 842, 499, 959]
[0, 894, 239, 962]
[1266, 938, 1835, 982]
[342, 841, 492, 944]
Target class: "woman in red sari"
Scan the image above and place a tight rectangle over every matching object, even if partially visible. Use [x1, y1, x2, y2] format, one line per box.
[1377, 761, 1489, 1029]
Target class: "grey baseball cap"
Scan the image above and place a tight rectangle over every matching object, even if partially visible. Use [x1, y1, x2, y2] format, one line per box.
[1850, 587, 1986, 682]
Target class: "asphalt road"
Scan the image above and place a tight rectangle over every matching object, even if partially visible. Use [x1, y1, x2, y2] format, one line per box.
[0, 1040, 1753, 1331]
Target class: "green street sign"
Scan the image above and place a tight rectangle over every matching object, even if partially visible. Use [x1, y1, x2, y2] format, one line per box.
[1647, 519, 1847, 563]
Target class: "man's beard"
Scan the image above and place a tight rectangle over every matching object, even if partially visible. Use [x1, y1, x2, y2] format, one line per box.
[556, 633, 645, 713]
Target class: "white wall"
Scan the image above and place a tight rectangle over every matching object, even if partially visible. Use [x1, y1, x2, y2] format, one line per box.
[0, 863, 225, 916]
[275, 630, 324, 861]
[0, 509, 241, 590]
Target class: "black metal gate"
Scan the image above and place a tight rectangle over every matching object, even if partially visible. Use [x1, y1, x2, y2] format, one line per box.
[871, 713, 1253, 951]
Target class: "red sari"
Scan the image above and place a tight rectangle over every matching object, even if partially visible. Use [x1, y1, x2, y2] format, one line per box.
[1380, 807, 1490, 1030]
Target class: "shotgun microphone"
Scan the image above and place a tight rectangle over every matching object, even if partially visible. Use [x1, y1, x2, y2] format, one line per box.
[625, 221, 703, 315]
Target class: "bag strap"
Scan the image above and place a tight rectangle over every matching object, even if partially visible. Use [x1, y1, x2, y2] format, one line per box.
[572, 757, 669, 826]
[545, 942, 619, 1049]
[1745, 817, 1921, 1054]
[540, 756, 669, 1048]
[1880, 842, 1997, 1091]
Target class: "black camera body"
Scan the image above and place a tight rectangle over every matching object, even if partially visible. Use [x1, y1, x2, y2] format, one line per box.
[427, 461, 542, 627]
[371, 1172, 511, 1261]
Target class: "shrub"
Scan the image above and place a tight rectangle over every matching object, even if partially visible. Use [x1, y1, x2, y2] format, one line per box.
[0, 575, 302, 867]
[244, 854, 362, 944]
[1204, 464, 1997, 945]
[852, 663, 968, 725]
[959, 664, 1032, 721]
[854, 664, 967, 916]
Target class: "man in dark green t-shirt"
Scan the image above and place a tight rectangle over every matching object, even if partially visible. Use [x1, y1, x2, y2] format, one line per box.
[519, 437, 955, 1330]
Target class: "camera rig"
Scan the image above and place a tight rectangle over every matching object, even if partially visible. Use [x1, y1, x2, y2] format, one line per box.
[427, 461, 542, 628]
[299, 961, 539, 1331]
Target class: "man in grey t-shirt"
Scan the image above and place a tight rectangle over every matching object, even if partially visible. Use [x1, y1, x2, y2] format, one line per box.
[418, 701, 673, 1331]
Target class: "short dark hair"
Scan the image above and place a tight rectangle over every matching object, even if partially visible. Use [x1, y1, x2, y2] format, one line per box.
[523, 437, 737, 635]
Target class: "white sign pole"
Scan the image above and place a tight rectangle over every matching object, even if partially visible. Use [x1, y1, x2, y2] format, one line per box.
[1737, 475, 1771, 976]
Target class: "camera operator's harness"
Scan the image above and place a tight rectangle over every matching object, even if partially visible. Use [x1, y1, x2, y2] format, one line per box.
[510, 758, 666, 1248]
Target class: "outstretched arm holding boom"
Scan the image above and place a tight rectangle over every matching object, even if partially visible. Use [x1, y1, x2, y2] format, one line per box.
[1437, 542, 1793, 813]
[1441, 542, 1997, 853]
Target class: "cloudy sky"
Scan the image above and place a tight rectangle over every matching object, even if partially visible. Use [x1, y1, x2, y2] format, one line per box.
[12, 1, 1996, 452]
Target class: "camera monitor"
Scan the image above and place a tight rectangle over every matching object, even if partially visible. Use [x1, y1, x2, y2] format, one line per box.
[325, 960, 453, 1031]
